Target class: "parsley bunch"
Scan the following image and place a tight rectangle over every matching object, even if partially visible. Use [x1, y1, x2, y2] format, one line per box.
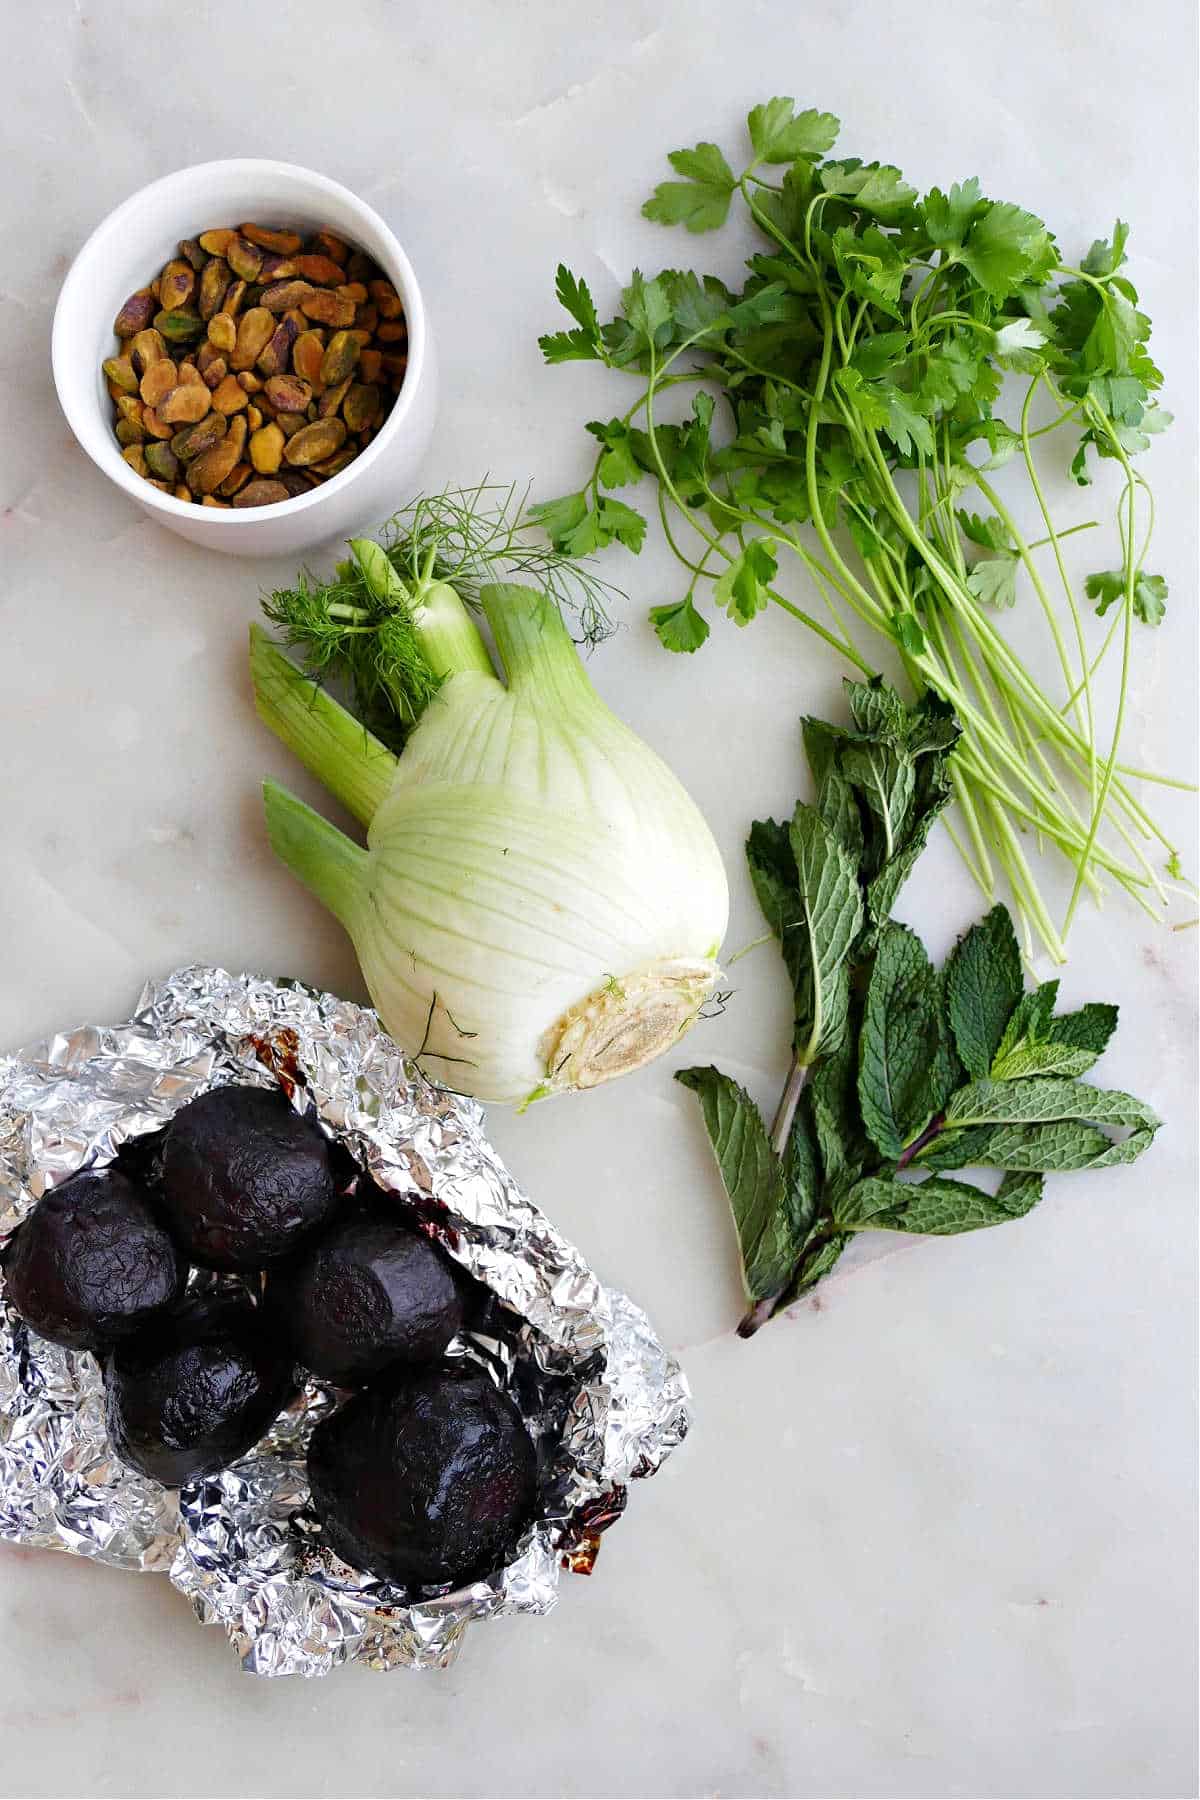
[676, 679, 1160, 1335]
[536, 100, 1189, 959]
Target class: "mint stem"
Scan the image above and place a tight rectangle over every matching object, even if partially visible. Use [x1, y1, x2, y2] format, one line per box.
[769, 1053, 810, 1160]
[733, 1056, 814, 1339]
[897, 1111, 945, 1170]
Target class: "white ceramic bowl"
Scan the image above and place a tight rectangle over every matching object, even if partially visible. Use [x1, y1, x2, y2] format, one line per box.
[52, 159, 436, 557]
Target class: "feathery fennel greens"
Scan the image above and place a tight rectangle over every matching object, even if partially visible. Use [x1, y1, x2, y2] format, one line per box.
[536, 99, 1190, 960]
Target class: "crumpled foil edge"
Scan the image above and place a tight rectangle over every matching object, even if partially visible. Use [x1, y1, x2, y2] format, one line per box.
[0, 965, 690, 1675]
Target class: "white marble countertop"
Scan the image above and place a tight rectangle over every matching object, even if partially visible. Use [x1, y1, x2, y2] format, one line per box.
[1, 2, 1196, 1795]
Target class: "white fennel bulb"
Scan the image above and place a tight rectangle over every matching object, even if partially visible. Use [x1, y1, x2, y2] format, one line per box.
[252, 555, 728, 1105]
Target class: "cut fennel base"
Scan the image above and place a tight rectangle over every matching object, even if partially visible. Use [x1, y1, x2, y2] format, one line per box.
[532, 957, 722, 1104]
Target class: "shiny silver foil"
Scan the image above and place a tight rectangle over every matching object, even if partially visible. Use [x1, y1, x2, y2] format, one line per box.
[0, 966, 690, 1675]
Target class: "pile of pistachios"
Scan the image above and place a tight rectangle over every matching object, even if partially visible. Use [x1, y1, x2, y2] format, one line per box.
[103, 224, 407, 507]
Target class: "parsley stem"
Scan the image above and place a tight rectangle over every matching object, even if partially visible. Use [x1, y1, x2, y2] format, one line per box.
[942, 813, 992, 898]
[1063, 417, 1140, 933]
[974, 467, 1090, 756]
[949, 765, 997, 893]
[768, 588, 875, 674]
[1019, 375, 1097, 802]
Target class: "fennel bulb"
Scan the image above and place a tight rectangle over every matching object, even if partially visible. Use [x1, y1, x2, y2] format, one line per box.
[252, 547, 728, 1105]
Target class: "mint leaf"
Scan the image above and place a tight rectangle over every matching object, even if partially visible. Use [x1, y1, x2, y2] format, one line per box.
[676, 1067, 795, 1303]
[840, 738, 915, 861]
[649, 594, 710, 653]
[846, 675, 906, 737]
[801, 715, 864, 860]
[784, 1099, 823, 1246]
[993, 979, 1059, 1067]
[966, 555, 1019, 609]
[788, 803, 864, 1064]
[643, 142, 736, 233]
[748, 98, 839, 164]
[860, 700, 959, 932]
[807, 1030, 870, 1195]
[789, 1232, 848, 1295]
[944, 904, 1024, 1078]
[987, 983, 1118, 1082]
[858, 923, 955, 1159]
[941, 1077, 1161, 1168]
[836, 1169, 1044, 1234]
[987, 1042, 1104, 1081]
[937, 1120, 1116, 1172]
[1046, 1002, 1119, 1059]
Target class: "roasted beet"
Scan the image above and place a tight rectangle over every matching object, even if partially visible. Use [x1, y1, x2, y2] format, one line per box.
[103, 1293, 295, 1485]
[264, 1205, 466, 1384]
[307, 1363, 537, 1588]
[1, 1168, 185, 1353]
[158, 1084, 337, 1270]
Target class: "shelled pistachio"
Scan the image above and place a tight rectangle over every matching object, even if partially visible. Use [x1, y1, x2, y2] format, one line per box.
[106, 222, 406, 506]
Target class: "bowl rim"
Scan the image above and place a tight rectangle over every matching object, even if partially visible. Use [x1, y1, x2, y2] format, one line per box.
[51, 156, 427, 526]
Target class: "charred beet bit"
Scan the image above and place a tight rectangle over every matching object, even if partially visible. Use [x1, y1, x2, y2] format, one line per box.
[103, 1292, 295, 1486]
[264, 1203, 467, 1385]
[307, 1363, 537, 1588]
[158, 1084, 337, 1270]
[1, 1168, 185, 1353]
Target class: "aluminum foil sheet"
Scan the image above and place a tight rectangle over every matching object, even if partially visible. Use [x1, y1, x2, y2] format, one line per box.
[0, 966, 690, 1676]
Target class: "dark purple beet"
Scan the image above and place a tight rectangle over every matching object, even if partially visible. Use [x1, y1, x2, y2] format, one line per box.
[103, 1292, 295, 1485]
[265, 1206, 467, 1384]
[2, 1168, 185, 1353]
[307, 1363, 537, 1588]
[158, 1084, 336, 1270]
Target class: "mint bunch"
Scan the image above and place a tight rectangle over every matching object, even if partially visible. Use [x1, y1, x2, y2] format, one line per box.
[678, 680, 1160, 1335]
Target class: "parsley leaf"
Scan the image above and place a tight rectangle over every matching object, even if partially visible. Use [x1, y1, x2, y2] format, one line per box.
[622, 270, 674, 350]
[957, 511, 1012, 552]
[714, 538, 777, 624]
[643, 142, 736, 233]
[538, 265, 603, 362]
[586, 417, 642, 488]
[649, 594, 710, 653]
[1085, 568, 1168, 625]
[959, 201, 1055, 299]
[922, 177, 985, 251]
[966, 556, 1019, 609]
[527, 490, 647, 556]
[819, 159, 918, 222]
[747, 98, 840, 164]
